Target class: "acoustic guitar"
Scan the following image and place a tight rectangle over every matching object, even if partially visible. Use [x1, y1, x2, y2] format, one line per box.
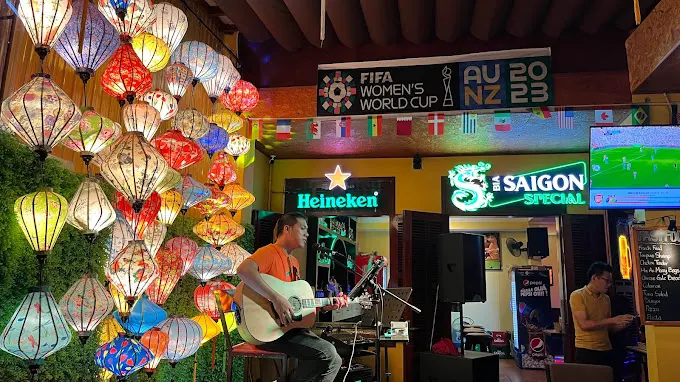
[233, 274, 368, 345]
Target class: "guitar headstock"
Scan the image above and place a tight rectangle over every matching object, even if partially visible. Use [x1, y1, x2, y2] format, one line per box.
[351, 292, 374, 310]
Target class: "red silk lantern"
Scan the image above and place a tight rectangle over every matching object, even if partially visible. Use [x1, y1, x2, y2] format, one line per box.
[193, 185, 230, 218]
[146, 248, 183, 306]
[207, 152, 237, 190]
[193, 212, 244, 249]
[116, 191, 161, 239]
[194, 280, 233, 320]
[218, 80, 258, 115]
[100, 42, 152, 104]
[151, 129, 203, 170]
[164, 236, 199, 276]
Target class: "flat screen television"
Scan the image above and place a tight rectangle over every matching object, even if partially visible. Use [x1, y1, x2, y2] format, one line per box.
[589, 125, 680, 209]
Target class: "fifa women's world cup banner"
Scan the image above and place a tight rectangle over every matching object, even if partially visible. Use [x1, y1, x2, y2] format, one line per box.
[316, 48, 553, 117]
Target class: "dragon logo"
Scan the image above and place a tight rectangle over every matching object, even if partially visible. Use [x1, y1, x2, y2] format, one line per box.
[448, 162, 494, 212]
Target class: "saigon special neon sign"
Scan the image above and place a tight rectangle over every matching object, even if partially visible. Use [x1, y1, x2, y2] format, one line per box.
[448, 161, 587, 212]
[297, 165, 379, 210]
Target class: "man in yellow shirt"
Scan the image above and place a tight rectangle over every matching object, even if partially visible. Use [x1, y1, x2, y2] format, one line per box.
[569, 262, 634, 370]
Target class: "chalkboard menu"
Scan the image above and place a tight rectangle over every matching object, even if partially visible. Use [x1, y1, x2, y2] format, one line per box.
[633, 228, 680, 326]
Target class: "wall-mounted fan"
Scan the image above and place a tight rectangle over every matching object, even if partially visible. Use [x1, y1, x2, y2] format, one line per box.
[506, 237, 527, 257]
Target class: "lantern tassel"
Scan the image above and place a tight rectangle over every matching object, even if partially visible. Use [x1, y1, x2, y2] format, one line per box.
[634, 0, 641, 25]
[211, 336, 217, 370]
[78, 0, 88, 53]
[192, 353, 198, 382]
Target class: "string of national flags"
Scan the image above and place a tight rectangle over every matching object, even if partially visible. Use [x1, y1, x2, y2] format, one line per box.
[247, 105, 651, 141]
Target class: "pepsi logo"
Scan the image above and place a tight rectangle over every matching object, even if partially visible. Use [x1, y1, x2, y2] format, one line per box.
[523, 279, 530, 286]
[530, 337, 544, 353]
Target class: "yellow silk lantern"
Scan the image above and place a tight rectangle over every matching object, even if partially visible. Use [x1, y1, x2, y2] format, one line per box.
[222, 183, 255, 216]
[223, 312, 237, 332]
[15, 189, 68, 256]
[192, 313, 222, 344]
[208, 109, 243, 134]
[193, 212, 244, 249]
[131, 33, 171, 72]
[157, 189, 183, 226]
[107, 283, 132, 320]
[99, 315, 124, 345]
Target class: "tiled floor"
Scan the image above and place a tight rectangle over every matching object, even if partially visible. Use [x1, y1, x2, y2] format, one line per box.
[499, 359, 547, 382]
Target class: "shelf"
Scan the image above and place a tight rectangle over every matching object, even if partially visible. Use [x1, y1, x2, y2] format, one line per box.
[318, 225, 357, 246]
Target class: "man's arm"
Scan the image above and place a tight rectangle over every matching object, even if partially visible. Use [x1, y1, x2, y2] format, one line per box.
[572, 310, 619, 331]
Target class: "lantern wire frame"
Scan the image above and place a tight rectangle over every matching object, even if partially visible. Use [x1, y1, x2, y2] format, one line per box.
[187, 245, 232, 285]
[157, 316, 203, 366]
[171, 40, 218, 85]
[66, 177, 116, 239]
[62, 106, 121, 167]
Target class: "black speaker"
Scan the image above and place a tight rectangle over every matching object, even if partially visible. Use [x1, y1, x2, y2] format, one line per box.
[527, 227, 549, 258]
[437, 233, 486, 303]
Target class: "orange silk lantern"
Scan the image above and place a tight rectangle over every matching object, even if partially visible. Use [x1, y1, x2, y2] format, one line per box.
[157, 189, 182, 226]
[207, 152, 237, 190]
[146, 248, 183, 306]
[221, 183, 255, 216]
[100, 42, 152, 104]
[164, 236, 199, 276]
[193, 212, 244, 249]
[151, 129, 203, 170]
[116, 191, 161, 239]
[140, 328, 169, 375]
[193, 185, 230, 218]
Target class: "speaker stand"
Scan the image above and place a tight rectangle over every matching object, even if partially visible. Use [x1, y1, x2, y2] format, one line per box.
[452, 301, 464, 356]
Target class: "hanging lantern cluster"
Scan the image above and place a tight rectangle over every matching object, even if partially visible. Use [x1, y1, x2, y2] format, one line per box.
[122, 102, 162, 140]
[157, 189, 183, 226]
[171, 41, 218, 85]
[219, 80, 259, 115]
[209, 109, 243, 134]
[193, 212, 244, 249]
[220, 242, 251, 276]
[222, 183, 255, 217]
[16, 0, 73, 60]
[172, 109, 209, 140]
[94, 333, 153, 378]
[188, 245, 232, 285]
[100, 43, 153, 105]
[131, 32, 171, 72]
[63, 107, 121, 166]
[208, 152, 238, 189]
[164, 236, 199, 276]
[146, 248, 183, 305]
[197, 123, 229, 158]
[141, 89, 177, 120]
[59, 274, 113, 343]
[67, 178, 116, 239]
[225, 133, 250, 158]
[148, 3, 187, 54]
[176, 175, 211, 213]
[152, 129, 203, 170]
[157, 316, 203, 366]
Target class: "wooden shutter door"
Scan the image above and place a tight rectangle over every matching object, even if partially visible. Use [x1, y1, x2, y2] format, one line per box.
[252, 210, 282, 251]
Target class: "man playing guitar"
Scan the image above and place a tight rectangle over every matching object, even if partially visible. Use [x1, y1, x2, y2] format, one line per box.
[237, 212, 349, 381]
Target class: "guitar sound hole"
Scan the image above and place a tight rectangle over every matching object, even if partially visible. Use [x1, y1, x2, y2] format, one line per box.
[288, 296, 302, 313]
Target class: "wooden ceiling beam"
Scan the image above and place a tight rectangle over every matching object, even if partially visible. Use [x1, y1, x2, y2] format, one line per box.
[245, 0, 306, 52]
[470, 0, 512, 41]
[435, 0, 474, 43]
[580, 0, 626, 35]
[283, 0, 334, 48]
[506, 0, 551, 38]
[326, 0, 369, 48]
[397, 0, 433, 44]
[214, 0, 272, 42]
[542, 0, 588, 38]
[360, 0, 400, 45]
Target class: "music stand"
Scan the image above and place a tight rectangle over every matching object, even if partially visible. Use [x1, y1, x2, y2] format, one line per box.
[362, 288, 412, 326]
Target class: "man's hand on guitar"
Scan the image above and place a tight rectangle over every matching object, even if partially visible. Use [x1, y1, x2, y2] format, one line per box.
[322, 292, 349, 311]
[272, 294, 295, 326]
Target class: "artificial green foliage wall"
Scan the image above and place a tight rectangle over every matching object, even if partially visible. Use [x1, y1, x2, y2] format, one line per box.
[0, 132, 250, 381]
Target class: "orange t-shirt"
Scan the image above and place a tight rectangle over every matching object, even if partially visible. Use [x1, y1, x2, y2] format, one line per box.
[250, 244, 300, 282]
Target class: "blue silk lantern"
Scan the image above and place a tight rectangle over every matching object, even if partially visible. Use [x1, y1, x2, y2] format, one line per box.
[109, 0, 129, 20]
[95, 333, 152, 378]
[171, 41, 218, 84]
[114, 294, 167, 337]
[176, 174, 210, 213]
[196, 123, 229, 158]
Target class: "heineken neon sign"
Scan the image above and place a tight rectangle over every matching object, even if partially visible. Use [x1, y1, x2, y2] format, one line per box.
[298, 192, 379, 209]
[448, 161, 587, 212]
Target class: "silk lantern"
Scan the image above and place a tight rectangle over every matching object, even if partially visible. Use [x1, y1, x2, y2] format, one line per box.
[108, 282, 132, 320]
[164, 236, 199, 276]
[148, 3, 187, 54]
[97, 0, 155, 38]
[1, 73, 81, 159]
[225, 133, 250, 158]
[16, 0, 73, 60]
[188, 245, 232, 285]
[219, 80, 259, 115]
[59, 274, 114, 343]
[176, 175, 210, 212]
[220, 242, 251, 276]
[155, 168, 182, 194]
[164, 62, 192, 100]
[143, 220, 167, 258]
[197, 123, 229, 158]
[194, 279, 233, 320]
[172, 109, 209, 140]
[193, 212, 244, 249]
[191, 313, 221, 344]
[108, 240, 159, 307]
[100, 42, 152, 104]
[202, 54, 238, 102]
[122, 102, 161, 140]
[116, 191, 161, 239]
[0, 287, 72, 374]
[152, 129, 203, 170]
[157, 316, 203, 366]
[222, 183, 255, 216]
[207, 152, 238, 189]
[107, 211, 135, 262]
[100, 132, 168, 213]
[209, 109, 243, 134]
[140, 328, 169, 375]
[66, 178, 116, 239]
[146, 248, 183, 305]
[94, 333, 152, 378]
[171, 41, 218, 84]
[114, 294, 167, 336]
[141, 89, 177, 120]
[131, 33, 170, 72]
[194, 185, 229, 218]
[157, 189, 182, 226]
[53, 0, 119, 84]
[108, 0, 128, 20]
[63, 107, 121, 165]
[15, 189, 68, 256]
[99, 315, 123, 346]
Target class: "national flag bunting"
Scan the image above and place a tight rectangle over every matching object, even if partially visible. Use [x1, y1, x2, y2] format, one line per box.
[428, 113, 445, 135]
[555, 107, 574, 129]
[396, 117, 412, 136]
[594, 110, 613, 126]
[276, 119, 291, 140]
[306, 119, 320, 140]
[248, 119, 263, 140]
[621, 105, 649, 125]
[673, 105, 680, 125]
[367, 116, 382, 137]
[531, 106, 551, 119]
[494, 111, 511, 132]
[462, 113, 477, 134]
[336, 117, 351, 138]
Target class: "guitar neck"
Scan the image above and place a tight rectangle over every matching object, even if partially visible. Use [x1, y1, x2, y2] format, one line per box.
[303, 298, 339, 308]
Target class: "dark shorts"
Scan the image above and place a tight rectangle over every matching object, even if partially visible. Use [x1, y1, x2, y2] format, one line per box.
[575, 347, 614, 368]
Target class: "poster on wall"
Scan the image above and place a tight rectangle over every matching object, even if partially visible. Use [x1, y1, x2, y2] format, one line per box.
[317, 48, 553, 117]
[484, 232, 502, 270]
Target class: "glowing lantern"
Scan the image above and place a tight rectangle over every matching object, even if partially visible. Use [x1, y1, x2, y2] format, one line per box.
[141, 89, 177, 120]
[222, 183, 255, 216]
[108, 282, 132, 319]
[164, 236, 199, 276]
[220, 242, 251, 276]
[207, 152, 238, 189]
[152, 129, 203, 170]
[53, 0, 119, 84]
[225, 133, 250, 158]
[106, 211, 135, 262]
[148, 3, 187, 54]
[164, 62, 192, 100]
[223, 312, 237, 332]
[116, 191, 161, 239]
[100, 43, 152, 104]
[202, 54, 239, 101]
[192, 313, 221, 344]
[194, 279, 233, 320]
[114, 294, 167, 336]
[59, 274, 114, 343]
[63, 107, 121, 165]
[155, 168, 182, 194]
[219, 80, 259, 115]
[98, 315, 124, 345]
[197, 124, 229, 158]
[66, 178, 116, 238]
[0, 288, 72, 376]
[188, 245, 232, 285]
[172, 109, 209, 140]
[157, 316, 203, 365]
[216, 285, 237, 315]
[140, 328, 169, 375]
[100, 131, 168, 213]
[171, 41, 218, 84]
[15, 189, 68, 255]
[99, 368, 114, 381]
[209, 109, 243, 134]
[95, 333, 152, 378]
[97, 0, 155, 38]
[1, 73, 81, 159]
[176, 175, 211, 212]
[146, 248, 183, 305]
[157, 190, 182, 226]
[143, 220, 167, 258]
[194, 185, 230, 217]
[132, 33, 170, 72]
[122, 102, 161, 140]
[16, 0, 72, 60]
[108, 240, 159, 306]
[193, 212, 244, 249]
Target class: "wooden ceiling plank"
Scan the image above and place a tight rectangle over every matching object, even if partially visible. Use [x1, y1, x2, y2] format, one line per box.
[580, 0, 626, 35]
[397, 0, 434, 44]
[542, 0, 588, 38]
[245, 0, 307, 51]
[360, 0, 400, 45]
[214, 0, 272, 42]
[506, 0, 552, 38]
[326, 0, 369, 48]
[283, 0, 335, 48]
[470, 0, 513, 41]
[435, 0, 474, 43]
